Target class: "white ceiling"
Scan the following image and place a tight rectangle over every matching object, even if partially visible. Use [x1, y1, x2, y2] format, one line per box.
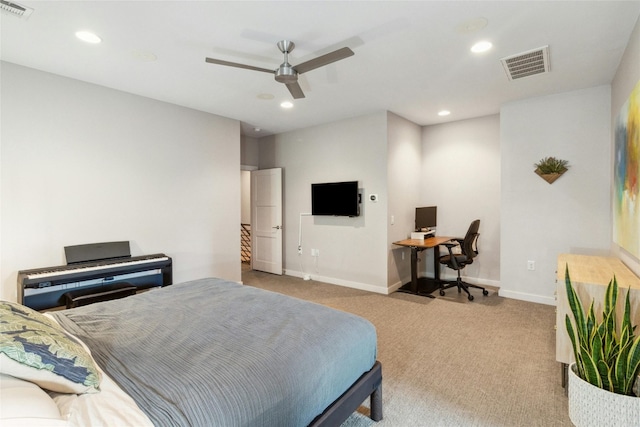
[2, 1, 639, 138]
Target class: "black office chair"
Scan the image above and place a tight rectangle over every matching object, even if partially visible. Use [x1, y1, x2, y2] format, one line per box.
[438, 219, 488, 301]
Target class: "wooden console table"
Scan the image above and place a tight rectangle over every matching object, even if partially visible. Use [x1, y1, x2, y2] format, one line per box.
[556, 254, 640, 386]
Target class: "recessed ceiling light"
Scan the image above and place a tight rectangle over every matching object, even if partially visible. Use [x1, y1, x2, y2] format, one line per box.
[438, 110, 451, 117]
[75, 31, 101, 44]
[471, 41, 492, 53]
[280, 101, 294, 109]
[254, 127, 261, 132]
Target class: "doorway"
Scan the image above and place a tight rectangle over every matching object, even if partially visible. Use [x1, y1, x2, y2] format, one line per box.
[240, 169, 253, 270]
[240, 167, 283, 275]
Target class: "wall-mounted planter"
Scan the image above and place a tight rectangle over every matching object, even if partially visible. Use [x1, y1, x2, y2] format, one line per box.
[535, 168, 566, 184]
[534, 157, 569, 184]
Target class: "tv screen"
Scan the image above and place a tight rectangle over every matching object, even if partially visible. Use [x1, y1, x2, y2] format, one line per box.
[311, 181, 360, 217]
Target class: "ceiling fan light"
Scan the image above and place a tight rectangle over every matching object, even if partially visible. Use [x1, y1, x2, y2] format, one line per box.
[280, 101, 294, 109]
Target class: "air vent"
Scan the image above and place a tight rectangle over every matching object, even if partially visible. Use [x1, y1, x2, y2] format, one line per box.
[500, 46, 550, 80]
[0, 0, 33, 19]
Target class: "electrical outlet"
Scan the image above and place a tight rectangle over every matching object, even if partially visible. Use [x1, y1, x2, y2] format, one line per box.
[527, 260, 535, 271]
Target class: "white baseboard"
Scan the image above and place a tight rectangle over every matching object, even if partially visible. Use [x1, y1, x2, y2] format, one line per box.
[284, 269, 389, 294]
[498, 289, 556, 306]
[284, 269, 555, 305]
[388, 280, 404, 294]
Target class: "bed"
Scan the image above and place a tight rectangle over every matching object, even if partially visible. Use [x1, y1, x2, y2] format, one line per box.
[0, 277, 382, 427]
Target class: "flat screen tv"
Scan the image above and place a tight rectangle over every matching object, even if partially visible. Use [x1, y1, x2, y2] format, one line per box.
[311, 181, 360, 217]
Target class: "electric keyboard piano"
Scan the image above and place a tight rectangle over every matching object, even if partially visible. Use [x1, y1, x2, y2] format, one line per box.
[18, 253, 172, 310]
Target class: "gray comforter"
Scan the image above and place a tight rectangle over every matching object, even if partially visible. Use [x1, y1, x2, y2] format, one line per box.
[52, 278, 377, 427]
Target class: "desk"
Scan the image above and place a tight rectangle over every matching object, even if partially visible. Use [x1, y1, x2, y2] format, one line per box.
[393, 236, 453, 296]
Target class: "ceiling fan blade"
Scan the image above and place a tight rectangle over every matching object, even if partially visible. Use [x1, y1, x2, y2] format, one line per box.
[285, 82, 305, 99]
[293, 47, 354, 74]
[205, 57, 274, 74]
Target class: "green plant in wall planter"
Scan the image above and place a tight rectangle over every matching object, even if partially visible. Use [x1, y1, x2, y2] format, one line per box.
[564, 265, 640, 426]
[534, 156, 569, 184]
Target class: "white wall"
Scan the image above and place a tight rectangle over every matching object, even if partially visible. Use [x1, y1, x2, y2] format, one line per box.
[387, 112, 422, 289]
[240, 137, 258, 227]
[240, 171, 251, 225]
[500, 86, 612, 305]
[241, 135, 259, 168]
[259, 112, 390, 293]
[420, 115, 501, 286]
[611, 16, 640, 276]
[1, 62, 241, 302]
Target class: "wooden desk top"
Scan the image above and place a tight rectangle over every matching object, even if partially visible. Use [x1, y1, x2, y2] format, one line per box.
[393, 236, 454, 249]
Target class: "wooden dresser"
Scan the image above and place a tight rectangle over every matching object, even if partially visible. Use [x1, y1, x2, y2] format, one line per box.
[556, 254, 640, 384]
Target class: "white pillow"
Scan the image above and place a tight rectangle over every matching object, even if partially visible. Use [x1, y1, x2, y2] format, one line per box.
[0, 373, 67, 426]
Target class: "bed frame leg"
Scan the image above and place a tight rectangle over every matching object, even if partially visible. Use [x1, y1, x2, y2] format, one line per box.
[370, 383, 383, 421]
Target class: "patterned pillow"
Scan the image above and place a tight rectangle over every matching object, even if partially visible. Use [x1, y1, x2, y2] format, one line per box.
[0, 300, 101, 394]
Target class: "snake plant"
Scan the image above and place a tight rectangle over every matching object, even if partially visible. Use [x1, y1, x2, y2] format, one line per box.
[565, 265, 640, 395]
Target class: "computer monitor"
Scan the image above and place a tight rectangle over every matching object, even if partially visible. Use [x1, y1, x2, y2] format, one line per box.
[415, 206, 437, 231]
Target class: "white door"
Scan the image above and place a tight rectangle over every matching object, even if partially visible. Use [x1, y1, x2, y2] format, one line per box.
[251, 168, 283, 274]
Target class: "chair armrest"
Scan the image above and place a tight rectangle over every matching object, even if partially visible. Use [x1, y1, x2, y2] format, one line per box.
[440, 238, 463, 249]
[439, 239, 465, 269]
[440, 241, 459, 259]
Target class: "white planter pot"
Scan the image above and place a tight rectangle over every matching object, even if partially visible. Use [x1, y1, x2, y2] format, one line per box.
[568, 363, 640, 427]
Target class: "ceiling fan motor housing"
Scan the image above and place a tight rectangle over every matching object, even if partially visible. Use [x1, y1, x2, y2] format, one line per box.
[275, 40, 297, 83]
[275, 64, 297, 83]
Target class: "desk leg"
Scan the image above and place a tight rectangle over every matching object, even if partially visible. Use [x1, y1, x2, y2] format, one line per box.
[410, 247, 419, 293]
[433, 245, 440, 282]
[397, 246, 436, 298]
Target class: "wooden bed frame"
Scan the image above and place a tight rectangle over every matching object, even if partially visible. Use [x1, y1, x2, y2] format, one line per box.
[310, 361, 383, 426]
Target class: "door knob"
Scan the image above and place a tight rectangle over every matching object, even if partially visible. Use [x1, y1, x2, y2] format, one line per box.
[272, 225, 282, 230]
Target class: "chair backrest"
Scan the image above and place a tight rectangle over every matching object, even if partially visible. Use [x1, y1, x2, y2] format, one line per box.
[461, 219, 480, 261]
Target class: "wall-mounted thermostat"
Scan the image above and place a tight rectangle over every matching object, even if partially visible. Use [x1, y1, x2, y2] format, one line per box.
[369, 194, 378, 202]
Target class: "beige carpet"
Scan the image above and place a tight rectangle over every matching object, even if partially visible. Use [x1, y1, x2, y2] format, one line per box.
[241, 267, 572, 426]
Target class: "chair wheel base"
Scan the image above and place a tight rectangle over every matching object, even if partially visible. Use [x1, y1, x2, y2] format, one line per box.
[438, 280, 488, 301]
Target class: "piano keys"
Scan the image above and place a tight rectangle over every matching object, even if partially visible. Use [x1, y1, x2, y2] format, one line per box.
[17, 242, 172, 310]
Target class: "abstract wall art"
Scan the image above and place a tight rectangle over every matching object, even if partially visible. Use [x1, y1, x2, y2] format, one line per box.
[614, 79, 640, 257]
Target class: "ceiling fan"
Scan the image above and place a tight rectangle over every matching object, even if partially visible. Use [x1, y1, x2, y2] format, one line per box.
[205, 40, 354, 99]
